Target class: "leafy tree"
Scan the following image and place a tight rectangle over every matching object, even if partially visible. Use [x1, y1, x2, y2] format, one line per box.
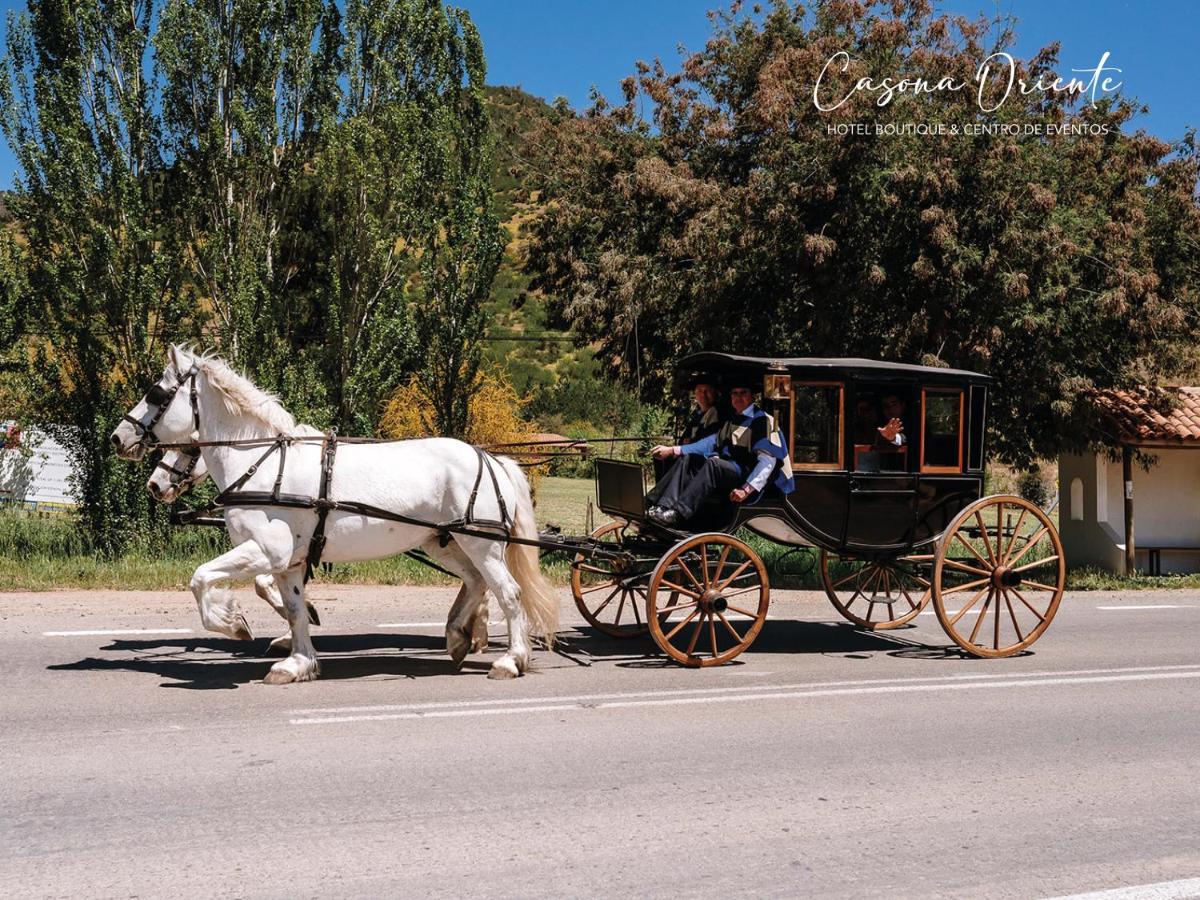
[315, 0, 501, 435]
[154, 0, 337, 381]
[0, 0, 190, 553]
[523, 0, 1200, 466]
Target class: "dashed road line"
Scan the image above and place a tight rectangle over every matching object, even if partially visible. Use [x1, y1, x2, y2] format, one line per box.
[42, 628, 194, 637]
[1046, 876, 1200, 900]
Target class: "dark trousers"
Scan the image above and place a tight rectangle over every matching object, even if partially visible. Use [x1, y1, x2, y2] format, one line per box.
[649, 455, 744, 520]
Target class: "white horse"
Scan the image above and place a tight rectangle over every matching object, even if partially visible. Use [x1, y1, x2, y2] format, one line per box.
[146, 445, 491, 658]
[114, 345, 557, 682]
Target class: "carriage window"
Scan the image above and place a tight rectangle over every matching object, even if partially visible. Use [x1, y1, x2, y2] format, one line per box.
[791, 382, 843, 469]
[921, 389, 964, 472]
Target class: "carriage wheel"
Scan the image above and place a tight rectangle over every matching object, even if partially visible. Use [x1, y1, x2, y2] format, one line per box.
[932, 495, 1065, 658]
[819, 549, 933, 630]
[647, 533, 770, 667]
[571, 520, 654, 637]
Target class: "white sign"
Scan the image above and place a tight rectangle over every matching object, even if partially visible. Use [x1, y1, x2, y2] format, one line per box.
[1, 422, 78, 509]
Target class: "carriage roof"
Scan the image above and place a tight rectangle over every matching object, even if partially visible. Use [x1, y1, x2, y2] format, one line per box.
[675, 352, 991, 385]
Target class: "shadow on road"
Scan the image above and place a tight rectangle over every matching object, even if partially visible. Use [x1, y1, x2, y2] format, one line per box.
[47, 632, 493, 690]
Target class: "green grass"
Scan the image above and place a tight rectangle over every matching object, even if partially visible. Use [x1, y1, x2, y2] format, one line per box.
[1, 484, 1197, 593]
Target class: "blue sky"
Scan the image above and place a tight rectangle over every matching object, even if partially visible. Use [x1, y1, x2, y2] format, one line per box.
[0, 0, 1196, 188]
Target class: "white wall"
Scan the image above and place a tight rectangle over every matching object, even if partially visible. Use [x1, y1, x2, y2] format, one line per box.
[1059, 448, 1200, 574]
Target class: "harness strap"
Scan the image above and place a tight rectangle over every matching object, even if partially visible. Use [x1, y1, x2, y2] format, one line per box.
[466, 447, 511, 531]
[305, 432, 339, 583]
[214, 439, 286, 503]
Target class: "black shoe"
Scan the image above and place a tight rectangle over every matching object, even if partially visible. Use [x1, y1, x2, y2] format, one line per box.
[649, 507, 679, 526]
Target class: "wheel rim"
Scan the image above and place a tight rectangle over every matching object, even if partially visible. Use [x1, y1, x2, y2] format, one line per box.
[571, 520, 654, 637]
[820, 549, 933, 630]
[647, 533, 769, 667]
[932, 495, 1065, 658]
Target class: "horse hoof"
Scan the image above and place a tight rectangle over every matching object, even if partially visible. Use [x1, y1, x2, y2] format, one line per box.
[488, 658, 520, 680]
[263, 667, 296, 685]
[305, 601, 321, 626]
[447, 629, 471, 668]
[267, 635, 292, 656]
[233, 614, 254, 641]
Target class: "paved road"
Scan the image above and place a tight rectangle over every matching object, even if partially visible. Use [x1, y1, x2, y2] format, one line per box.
[2, 585, 1200, 899]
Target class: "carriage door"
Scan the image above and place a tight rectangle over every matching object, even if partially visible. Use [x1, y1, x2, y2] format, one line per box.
[844, 381, 919, 549]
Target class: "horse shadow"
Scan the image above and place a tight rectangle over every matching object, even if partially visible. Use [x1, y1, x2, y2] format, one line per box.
[47, 632, 494, 690]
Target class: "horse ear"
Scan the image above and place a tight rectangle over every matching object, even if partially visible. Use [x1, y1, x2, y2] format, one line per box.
[169, 344, 189, 372]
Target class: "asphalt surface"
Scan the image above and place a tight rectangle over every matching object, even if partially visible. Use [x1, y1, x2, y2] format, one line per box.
[2, 584, 1200, 899]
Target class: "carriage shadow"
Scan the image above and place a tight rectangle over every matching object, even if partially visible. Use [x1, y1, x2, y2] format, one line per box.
[47, 632, 496, 690]
[568, 618, 928, 665]
[567, 618, 1038, 665]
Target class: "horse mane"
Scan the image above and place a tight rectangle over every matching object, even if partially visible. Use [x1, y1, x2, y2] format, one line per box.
[197, 353, 319, 436]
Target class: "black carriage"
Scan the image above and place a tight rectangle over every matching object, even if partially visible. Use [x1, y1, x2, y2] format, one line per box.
[569, 353, 1065, 666]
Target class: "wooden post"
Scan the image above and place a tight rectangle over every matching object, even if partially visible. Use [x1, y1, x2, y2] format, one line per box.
[1122, 445, 1135, 576]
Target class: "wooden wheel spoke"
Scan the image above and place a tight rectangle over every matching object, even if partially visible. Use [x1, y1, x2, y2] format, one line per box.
[948, 585, 990, 626]
[1011, 554, 1060, 574]
[940, 575, 991, 596]
[1003, 591, 1025, 643]
[954, 531, 995, 571]
[1006, 525, 1050, 568]
[717, 559, 753, 592]
[700, 543, 710, 588]
[993, 585, 1002, 649]
[1011, 588, 1047, 623]
[591, 585, 623, 616]
[1003, 507, 1030, 563]
[830, 568, 861, 590]
[575, 562, 614, 576]
[716, 611, 744, 644]
[722, 584, 765, 600]
[712, 543, 732, 588]
[1021, 579, 1061, 593]
[664, 607, 701, 641]
[676, 557, 705, 593]
[630, 593, 643, 626]
[974, 510, 998, 566]
[684, 614, 705, 656]
[726, 603, 762, 619]
[612, 591, 627, 626]
[968, 588, 994, 644]
[657, 578, 700, 599]
[709, 615, 719, 657]
[942, 558, 992, 578]
[658, 599, 699, 616]
[579, 581, 621, 595]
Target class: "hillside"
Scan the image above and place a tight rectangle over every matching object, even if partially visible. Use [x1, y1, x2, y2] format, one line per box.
[481, 86, 636, 436]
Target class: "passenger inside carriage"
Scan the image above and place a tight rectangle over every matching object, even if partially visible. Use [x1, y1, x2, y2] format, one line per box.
[645, 377, 795, 527]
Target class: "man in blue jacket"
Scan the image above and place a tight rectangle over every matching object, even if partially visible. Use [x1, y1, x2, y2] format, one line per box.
[647, 378, 794, 526]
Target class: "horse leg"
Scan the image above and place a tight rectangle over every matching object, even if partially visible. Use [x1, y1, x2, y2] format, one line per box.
[453, 537, 530, 680]
[419, 538, 490, 667]
[254, 575, 320, 656]
[263, 566, 320, 685]
[189, 540, 276, 640]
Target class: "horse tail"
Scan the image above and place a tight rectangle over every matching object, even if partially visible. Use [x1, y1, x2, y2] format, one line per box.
[496, 455, 559, 647]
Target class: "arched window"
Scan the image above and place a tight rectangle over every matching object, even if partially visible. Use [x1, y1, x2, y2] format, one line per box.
[1070, 477, 1084, 521]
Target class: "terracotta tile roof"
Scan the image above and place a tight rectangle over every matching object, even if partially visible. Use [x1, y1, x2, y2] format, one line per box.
[1093, 387, 1200, 445]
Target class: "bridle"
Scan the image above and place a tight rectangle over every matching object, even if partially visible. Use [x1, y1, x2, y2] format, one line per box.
[122, 362, 200, 451]
[152, 446, 203, 489]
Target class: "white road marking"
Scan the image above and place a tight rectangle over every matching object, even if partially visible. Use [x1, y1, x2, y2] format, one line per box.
[1095, 605, 1192, 611]
[289, 662, 1200, 725]
[376, 621, 502, 628]
[42, 628, 194, 637]
[1046, 877, 1200, 899]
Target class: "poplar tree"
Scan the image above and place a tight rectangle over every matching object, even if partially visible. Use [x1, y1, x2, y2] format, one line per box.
[0, 0, 188, 552]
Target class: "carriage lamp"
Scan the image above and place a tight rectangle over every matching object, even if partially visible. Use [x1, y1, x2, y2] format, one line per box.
[764, 374, 792, 400]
